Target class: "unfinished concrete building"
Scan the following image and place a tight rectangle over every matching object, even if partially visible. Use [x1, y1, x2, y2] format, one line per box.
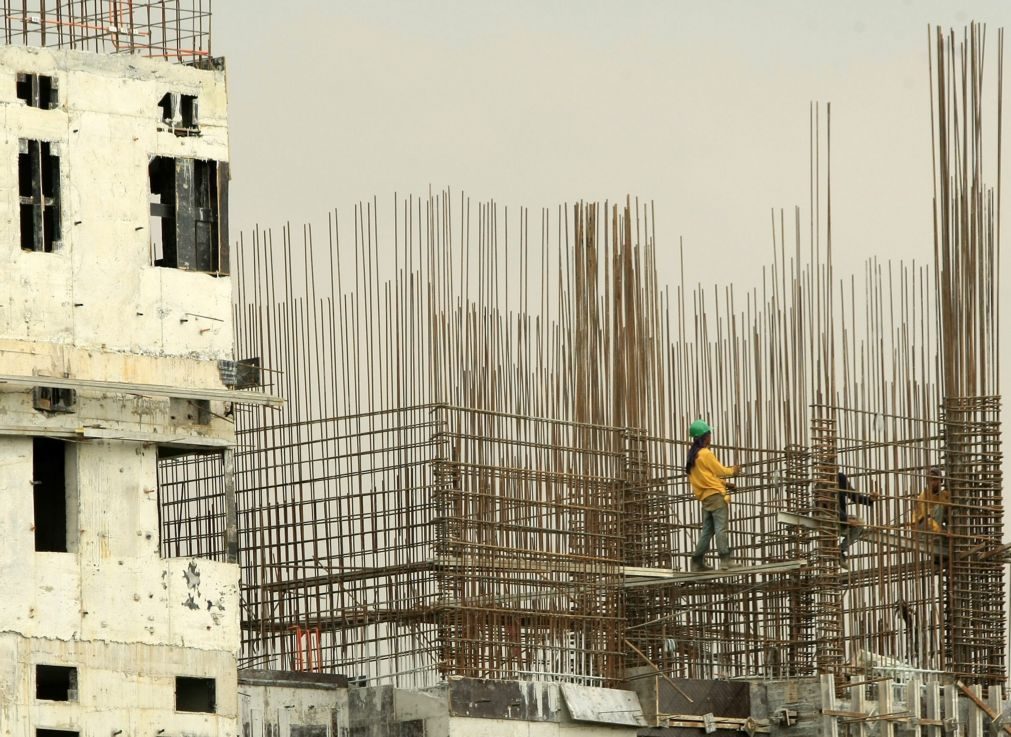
[0, 3, 283, 735]
[2, 4, 1009, 737]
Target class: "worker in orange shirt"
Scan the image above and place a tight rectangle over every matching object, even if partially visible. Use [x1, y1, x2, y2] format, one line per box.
[910, 465, 949, 533]
[909, 465, 949, 565]
[685, 419, 742, 572]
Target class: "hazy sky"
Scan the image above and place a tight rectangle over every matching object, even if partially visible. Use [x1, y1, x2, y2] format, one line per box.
[216, 1, 1009, 286]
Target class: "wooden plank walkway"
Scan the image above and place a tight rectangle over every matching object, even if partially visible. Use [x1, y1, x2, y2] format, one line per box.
[622, 559, 807, 587]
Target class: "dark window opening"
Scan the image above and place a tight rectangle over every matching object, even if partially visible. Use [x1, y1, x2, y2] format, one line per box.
[17, 72, 58, 109]
[149, 156, 229, 274]
[158, 92, 199, 135]
[19, 139, 61, 252]
[33, 437, 68, 552]
[37, 731, 79, 737]
[36, 665, 78, 701]
[218, 358, 262, 389]
[33, 387, 77, 414]
[176, 676, 216, 713]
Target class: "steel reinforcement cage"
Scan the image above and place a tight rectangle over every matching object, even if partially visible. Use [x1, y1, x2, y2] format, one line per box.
[158, 395, 1003, 687]
[156, 20, 1005, 692]
[0, 1, 212, 63]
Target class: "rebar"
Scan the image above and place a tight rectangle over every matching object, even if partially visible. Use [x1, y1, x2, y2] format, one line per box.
[155, 23, 1005, 690]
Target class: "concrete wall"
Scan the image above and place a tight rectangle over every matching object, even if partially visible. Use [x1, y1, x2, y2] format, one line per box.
[0, 45, 231, 363]
[0, 47, 239, 737]
[0, 437, 238, 649]
[0, 434, 240, 736]
[239, 670, 348, 737]
[346, 680, 643, 737]
[0, 377, 234, 448]
[0, 632, 237, 736]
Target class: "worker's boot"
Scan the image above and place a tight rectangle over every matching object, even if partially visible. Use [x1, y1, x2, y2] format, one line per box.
[720, 555, 742, 570]
[689, 558, 713, 573]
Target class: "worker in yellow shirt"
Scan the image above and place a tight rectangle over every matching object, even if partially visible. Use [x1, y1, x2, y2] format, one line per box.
[685, 419, 742, 572]
[910, 465, 949, 533]
[908, 465, 949, 566]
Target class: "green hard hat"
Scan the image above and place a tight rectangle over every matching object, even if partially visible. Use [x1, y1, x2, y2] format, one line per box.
[689, 419, 712, 438]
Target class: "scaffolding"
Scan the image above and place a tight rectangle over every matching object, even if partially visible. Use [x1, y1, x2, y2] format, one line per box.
[157, 23, 1006, 690]
[0, 0, 212, 63]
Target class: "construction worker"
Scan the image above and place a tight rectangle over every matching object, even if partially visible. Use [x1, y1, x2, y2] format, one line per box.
[909, 465, 949, 566]
[685, 419, 742, 572]
[910, 466, 949, 534]
[837, 471, 875, 568]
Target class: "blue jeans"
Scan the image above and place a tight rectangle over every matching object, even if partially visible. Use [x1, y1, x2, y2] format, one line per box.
[692, 495, 731, 562]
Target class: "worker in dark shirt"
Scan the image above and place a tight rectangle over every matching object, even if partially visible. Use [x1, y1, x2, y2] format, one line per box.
[837, 471, 875, 567]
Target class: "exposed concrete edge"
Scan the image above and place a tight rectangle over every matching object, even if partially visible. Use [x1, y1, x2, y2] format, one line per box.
[239, 668, 348, 690]
[0, 373, 283, 407]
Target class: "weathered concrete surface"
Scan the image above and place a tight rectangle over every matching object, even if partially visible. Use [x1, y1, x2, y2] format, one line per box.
[0, 387, 234, 448]
[344, 679, 644, 737]
[0, 45, 230, 361]
[239, 670, 349, 737]
[0, 46, 238, 737]
[0, 632, 237, 736]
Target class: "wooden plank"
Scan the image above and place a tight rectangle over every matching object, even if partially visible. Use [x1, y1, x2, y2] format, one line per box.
[659, 715, 770, 733]
[957, 681, 1011, 736]
[660, 717, 769, 733]
[777, 512, 937, 556]
[861, 529, 942, 558]
[823, 710, 867, 719]
[777, 511, 819, 531]
[623, 559, 808, 587]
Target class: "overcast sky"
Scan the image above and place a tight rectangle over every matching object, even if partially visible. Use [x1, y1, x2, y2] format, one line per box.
[213, 1, 1011, 459]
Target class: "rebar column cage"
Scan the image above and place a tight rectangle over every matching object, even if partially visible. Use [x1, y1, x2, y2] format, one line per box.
[810, 409, 844, 676]
[944, 396, 1005, 684]
[0, 1, 212, 63]
[218, 404, 626, 688]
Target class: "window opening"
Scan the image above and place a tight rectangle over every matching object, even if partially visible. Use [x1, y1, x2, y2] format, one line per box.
[33, 437, 73, 552]
[158, 92, 199, 134]
[37, 731, 79, 737]
[149, 156, 229, 274]
[218, 357, 262, 389]
[17, 73, 57, 109]
[33, 387, 76, 414]
[19, 139, 61, 252]
[176, 676, 216, 713]
[36, 665, 78, 701]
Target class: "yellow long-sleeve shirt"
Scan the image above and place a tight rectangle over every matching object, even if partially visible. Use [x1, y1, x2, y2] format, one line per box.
[688, 447, 735, 502]
[911, 487, 949, 533]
